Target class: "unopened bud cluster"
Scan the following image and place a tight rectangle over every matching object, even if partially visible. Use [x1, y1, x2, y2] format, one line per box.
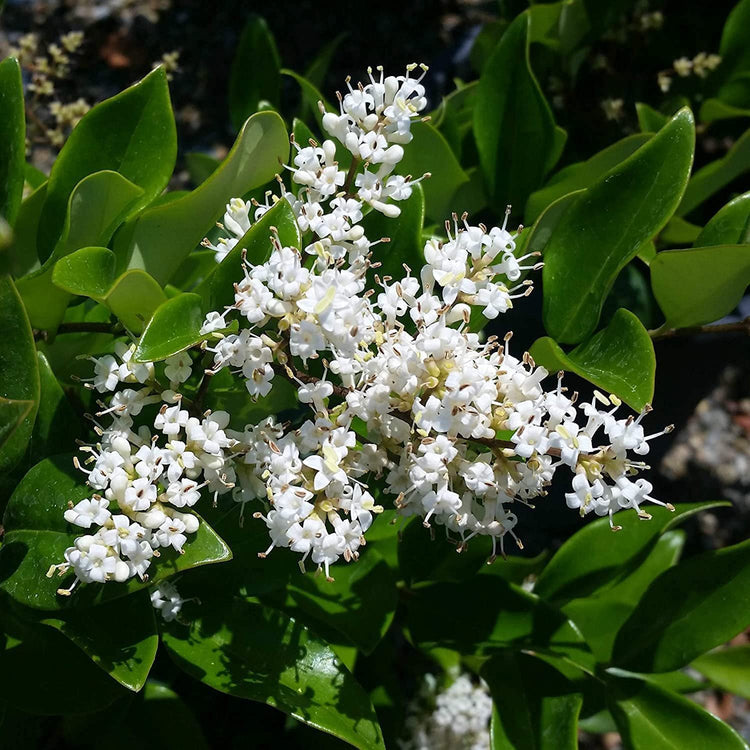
[56, 65, 673, 598]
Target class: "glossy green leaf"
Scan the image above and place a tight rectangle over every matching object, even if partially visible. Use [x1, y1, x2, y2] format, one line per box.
[562, 531, 684, 662]
[484, 652, 582, 750]
[133, 292, 204, 362]
[700, 97, 750, 123]
[613, 539, 750, 673]
[282, 69, 332, 130]
[37, 67, 176, 260]
[29, 352, 80, 463]
[103, 269, 168, 333]
[715, 0, 750, 105]
[0, 58, 25, 226]
[197, 196, 300, 312]
[162, 598, 385, 749]
[635, 102, 669, 133]
[534, 502, 725, 604]
[229, 15, 281, 130]
[6, 180, 46, 278]
[406, 577, 589, 664]
[17, 171, 144, 331]
[115, 111, 288, 286]
[651, 244, 750, 329]
[361, 183, 425, 279]
[0, 276, 40, 473]
[40, 590, 158, 691]
[398, 121, 468, 222]
[525, 134, 651, 223]
[0, 619, 126, 714]
[283, 548, 397, 654]
[474, 12, 558, 215]
[606, 672, 748, 750]
[529, 309, 655, 410]
[185, 152, 220, 186]
[304, 33, 346, 90]
[660, 215, 702, 246]
[0, 454, 232, 610]
[542, 108, 695, 343]
[692, 645, 750, 699]
[52, 245, 118, 298]
[679, 129, 750, 217]
[695, 191, 750, 246]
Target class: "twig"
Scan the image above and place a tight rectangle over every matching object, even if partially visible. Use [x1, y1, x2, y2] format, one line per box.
[650, 316, 750, 341]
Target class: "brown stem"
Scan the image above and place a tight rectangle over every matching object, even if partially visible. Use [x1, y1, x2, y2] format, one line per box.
[342, 156, 361, 197]
[650, 316, 750, 341]
[193, 368, 214, 413]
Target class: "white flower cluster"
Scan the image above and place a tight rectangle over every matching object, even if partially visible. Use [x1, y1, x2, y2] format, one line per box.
[57, 65, 673, 591]
[400, 673, 492, 750]
[49, 343, 236, 592]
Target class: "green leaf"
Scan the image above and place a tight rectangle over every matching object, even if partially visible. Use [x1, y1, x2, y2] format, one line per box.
[115, 111, 288, 286]
[398, 121, 468, 222]
[533, 502, 725, 604]
[361, 183, 425, 279]
[37, 67, 176, 260]
[530, 308, 655, 410]
[716, 0, 750, 104]
[606, 672, 748, 750]
[692, 645, 750, 699]
[282, 68, 332, 130]
[474, 12, 558, 215]
[304, 33, 347, 90]
[406, 577, 589, 665]
[185, 152, 220, 186]
[282, 548, 397, 654]
[650, 244, 750, 329]
[0, 58, 25, 226]
[525, 134, 651, 224]
[695, 191, 750, 246]
[29, 352, 80, 463]
[700, 97, 750, 123]
[133, 292, 204, 362]
[679, 129, 750, 217]
[197, 196, 300, 312]
[542, 108, 695, 344]
[0, 454, 232, 610]
[17, 171, 145, 331]
[0, 618, 126, 714]
[613, 539, 750, 673]
[635, 102, 669, 133]
[40, 590, 158, 691]
[6, 180, 46, 278]
[0, 276, 40, 473]
[52, 246, 167, 333]
[52, 245, 117, 298]
[229, 15, 281, 130]
[660, 215, 702, 246]
[562, 531, 684, 662]
[483, 652, 582, 750]
[162, 598, 385, 749]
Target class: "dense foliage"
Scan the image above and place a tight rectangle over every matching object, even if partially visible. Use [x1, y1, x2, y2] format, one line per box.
[1, 1, 750, 748]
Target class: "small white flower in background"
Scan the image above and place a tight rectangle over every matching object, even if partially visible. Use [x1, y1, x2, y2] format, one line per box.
[150, 580, 185, 622]
[164, 352, 193, 384]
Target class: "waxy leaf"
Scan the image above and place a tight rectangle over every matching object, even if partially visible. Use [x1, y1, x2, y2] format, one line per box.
[529, 309, 655, 410]
[229, 16, 281, 130]
[115, 111, 288, 286]
[398, 121, 468, 222]
[197, 197, 300, 312]
[17, 171, 144, 331]
[525, 134, 651, 224]
[695, 191, 750, 246]
[133, 292, 204, 362]
[542, 108, 694, 344]
[40, 590, 158, 691]
[613, 539, 750, 673]
[679, 128, 750, 217]
[0, 58, 25, 226]
[650, 244, 750, 329]
[606, 672, 748, 750]
[0, 276, 40, 473]
[474, 12, 559, 216]
[692, 645, 750, 699]
[534, 502, 725, 604]
[162, 598, 385, 749]
[361, 183, 425, 279]
[483, 652, 582, 750]
[0, 454, 231, 610]
[37, 68, 176, 260]
[635, 102, 669, 133]
[406, 577, 590, 665]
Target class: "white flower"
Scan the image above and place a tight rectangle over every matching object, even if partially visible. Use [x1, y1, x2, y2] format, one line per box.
[163, 352, 193, 384]
[64, 497, 111, 529]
